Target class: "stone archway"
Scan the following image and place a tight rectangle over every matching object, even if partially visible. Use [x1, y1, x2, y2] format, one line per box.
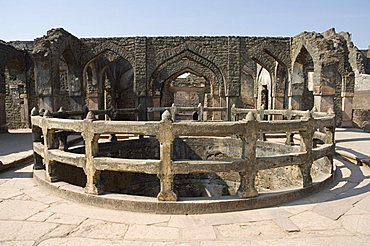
[82, 50, 133, 110]
[150, 49, 226, 119]
[291, 46, 315, 110]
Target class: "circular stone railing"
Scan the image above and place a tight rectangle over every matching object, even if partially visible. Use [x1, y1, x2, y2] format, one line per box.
[30, 106, 336, 214]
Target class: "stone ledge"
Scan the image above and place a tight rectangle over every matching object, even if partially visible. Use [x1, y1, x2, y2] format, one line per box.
[33, 168, 335, 214]
[0, 150, 34, 172]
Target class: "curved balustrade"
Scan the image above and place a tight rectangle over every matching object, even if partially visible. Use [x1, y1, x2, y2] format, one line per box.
[31, 106, 335, 201]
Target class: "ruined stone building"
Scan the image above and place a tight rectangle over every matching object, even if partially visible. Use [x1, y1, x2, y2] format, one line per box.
[1, 27, 369, 132]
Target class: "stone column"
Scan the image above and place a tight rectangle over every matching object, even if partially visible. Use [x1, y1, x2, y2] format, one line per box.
[299, 112, 314, 187]
[31, 108, 44, 170]
[341, 92, 354, 127]
[157, 110, 177, 201]
[82, 111, 102, 194]
[42, 110, 58, 182]
[238, 112, 258, 198]
[313, 85, 335, 112]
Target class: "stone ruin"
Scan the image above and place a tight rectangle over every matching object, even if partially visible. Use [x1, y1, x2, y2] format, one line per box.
[0, 27, 370, 131]
[0, 27, 368, 213]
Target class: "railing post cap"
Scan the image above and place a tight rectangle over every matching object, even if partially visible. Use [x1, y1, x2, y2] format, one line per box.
[57, 106, 64, 112]
[85, 111, 96, 120]
[244, 111, 256, 121]
[161, 110, 172, 121]
[43, 110, 52, 118]
[39, 108, 45, 116]
[31, 107, 38, 116]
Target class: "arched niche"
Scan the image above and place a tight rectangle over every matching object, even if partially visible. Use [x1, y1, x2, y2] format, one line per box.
[275, 62, 289, 109]
[57, 48, 82, 110]
[256, 64, 272, 111]
[150, 51, 226, 120]
[291, 46, 315, 110]
[82, 49, 132, 111]
[100, 58, 134, 116]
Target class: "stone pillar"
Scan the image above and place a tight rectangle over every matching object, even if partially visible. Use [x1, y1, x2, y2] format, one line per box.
[82, 111, 102, 194]
[273, 92, 285, 120]
[42, 110, 58, 182]
[341, 92, 354, 127]
[0, 93, 7, 133]
[299, 112, 314, 187]
[157, 110, 177, 201]
[31, 107, 44, 170]
[313, 84, 335, 112]
[238, 112, 258, 198]
[134, 37, 147, 121]
[137, 96, 147, 120]
[86, 92, 99, 110]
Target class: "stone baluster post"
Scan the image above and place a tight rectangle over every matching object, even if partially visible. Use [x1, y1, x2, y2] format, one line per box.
[31, 107, 44, 170]
[198, 103, 203, 121]
[299, 111, 314, 187]
[238, 112, 258, 198]
[325, 108, 335, 172]
[56, 107, 68, 151]
[285, 108, 295, 145]
[157, 110, 177, 201]
[42, 110, 58, 182]
[258, 105, 267, 141]
[82, 111, 102, 195]
[170, 103, 177, 122]
[230, 104, 236, 121]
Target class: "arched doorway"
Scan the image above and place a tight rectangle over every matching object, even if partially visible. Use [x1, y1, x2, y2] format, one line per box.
[256, 64, 272, 111]
[291, 46, 314, 110]
[57, 48, 82, 111]
[150, 50, 225, 120]
[100, 58, 134, 119]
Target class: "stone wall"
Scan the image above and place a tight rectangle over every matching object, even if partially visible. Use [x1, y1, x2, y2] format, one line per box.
[1, 27, 369, 129]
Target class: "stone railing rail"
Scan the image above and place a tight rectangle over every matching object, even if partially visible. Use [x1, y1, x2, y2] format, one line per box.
[147, 103, 227, 121]
[31, 107, 335, 201]
[231, 104, 332, 121]
[40, 105, 143, 120]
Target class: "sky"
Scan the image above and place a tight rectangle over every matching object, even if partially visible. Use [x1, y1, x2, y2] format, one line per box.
[1, 0, 369, 49]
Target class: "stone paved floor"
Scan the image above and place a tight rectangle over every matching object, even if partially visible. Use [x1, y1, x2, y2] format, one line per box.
[0, 128, 370, 245]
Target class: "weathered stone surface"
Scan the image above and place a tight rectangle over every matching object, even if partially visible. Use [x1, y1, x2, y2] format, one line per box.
[0, 199, 48, 220]
[1, 27, 369, 130]
[124, 225, 180, 240]
[70, 219, 128, 239]
[0, 221, 58, 241]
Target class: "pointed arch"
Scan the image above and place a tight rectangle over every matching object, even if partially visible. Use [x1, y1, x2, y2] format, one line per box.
[149, 49, 225, 96]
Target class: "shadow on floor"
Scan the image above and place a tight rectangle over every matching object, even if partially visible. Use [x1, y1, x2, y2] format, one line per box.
[281, 157, 370, 207]
[0, 132, 32, 156]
